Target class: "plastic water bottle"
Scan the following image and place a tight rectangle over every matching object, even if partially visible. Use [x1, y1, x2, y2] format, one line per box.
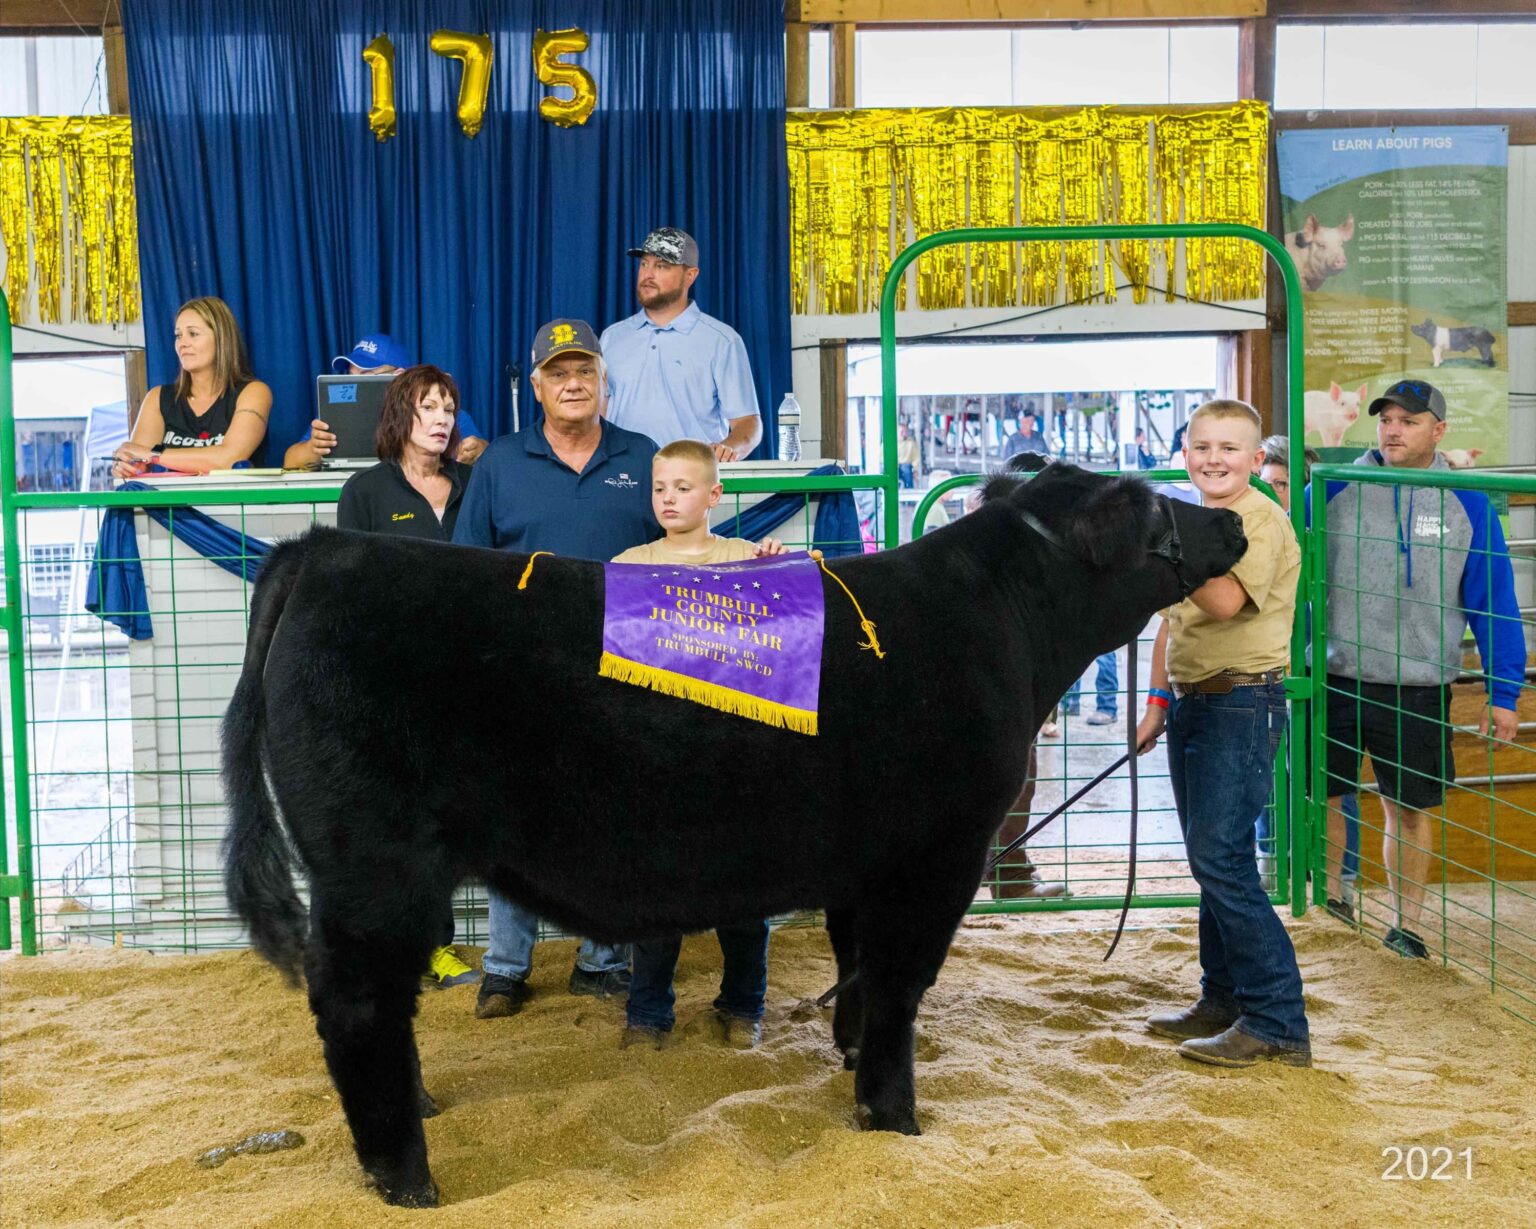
[777, 393, 802, 462]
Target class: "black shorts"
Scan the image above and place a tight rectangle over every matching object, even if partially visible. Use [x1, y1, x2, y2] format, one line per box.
[1324, 674, 1454, 810]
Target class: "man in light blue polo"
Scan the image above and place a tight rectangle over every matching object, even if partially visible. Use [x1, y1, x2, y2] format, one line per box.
[453, 318, 660, 1019]
[601, 228, 763, 460]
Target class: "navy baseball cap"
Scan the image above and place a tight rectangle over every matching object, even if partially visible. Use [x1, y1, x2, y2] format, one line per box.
[331, 333, 413, 373]
[1369, 379, 1446, 422]
[530, 318, 602, 370]
[627, 227, 699, 266]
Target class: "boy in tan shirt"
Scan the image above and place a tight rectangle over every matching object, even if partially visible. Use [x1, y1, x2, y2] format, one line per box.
[1134, 400, 1310, 1068]
[612, 439, 784, 566]
[615, 438, 783, 1047]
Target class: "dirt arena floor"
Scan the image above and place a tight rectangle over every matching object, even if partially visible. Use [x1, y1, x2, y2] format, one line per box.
[4, 915, 1534, 1228]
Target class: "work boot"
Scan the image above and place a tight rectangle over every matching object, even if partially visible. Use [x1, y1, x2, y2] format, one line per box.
[1178, 1024, 1312, 1068]
[1383, 927, 1429, 959]
[569, 966, 632, 998]
[620, 1024, 667, 1050]
[1146, 998, 1239, 1041]
[717, 1010, 764, 1050]
[475, 974, 532, 1019]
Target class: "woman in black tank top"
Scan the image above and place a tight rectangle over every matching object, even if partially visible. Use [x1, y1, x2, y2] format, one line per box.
[112, 297, 273, 478]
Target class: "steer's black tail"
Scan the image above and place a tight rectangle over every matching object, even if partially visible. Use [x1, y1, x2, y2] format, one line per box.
[221, 541, 308, 984]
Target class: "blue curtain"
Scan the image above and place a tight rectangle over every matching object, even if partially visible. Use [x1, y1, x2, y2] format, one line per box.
[123, 0, 791, 462]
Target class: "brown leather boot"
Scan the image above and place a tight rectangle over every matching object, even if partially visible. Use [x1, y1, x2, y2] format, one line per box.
[1146, 998, 1239, 1041]
[1178, 1024, 1312, 1068]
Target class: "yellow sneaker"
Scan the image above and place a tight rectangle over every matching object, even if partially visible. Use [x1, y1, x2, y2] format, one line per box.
[427, 945, 481, 988]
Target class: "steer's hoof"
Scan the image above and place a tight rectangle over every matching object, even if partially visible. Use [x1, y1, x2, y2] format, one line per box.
[856, 1102, 922, 1136]
[840, 1046, 860, 1071]
[377, 1177, 439, 1209]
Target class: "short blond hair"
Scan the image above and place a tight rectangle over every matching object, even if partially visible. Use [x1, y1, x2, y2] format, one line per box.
[654, 438, 719, 483]
[1187, 398, 1263, 446]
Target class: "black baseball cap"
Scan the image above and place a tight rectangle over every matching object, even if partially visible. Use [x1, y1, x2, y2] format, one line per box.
[626, 227, 699, 266]
[530, 318, 602, 370]
[1369, 379, 1446, 422]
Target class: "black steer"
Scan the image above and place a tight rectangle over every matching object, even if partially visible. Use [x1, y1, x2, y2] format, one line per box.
[222, 462, 1246, 1206]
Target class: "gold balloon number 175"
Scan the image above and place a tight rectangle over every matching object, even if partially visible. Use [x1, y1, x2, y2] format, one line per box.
[363, 27, 596, 141]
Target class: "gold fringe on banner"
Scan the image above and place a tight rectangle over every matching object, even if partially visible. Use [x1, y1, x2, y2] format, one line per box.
[786, 102, 1267, 316]
[598, 652, 819, 736]
[0, 116, 140, 326]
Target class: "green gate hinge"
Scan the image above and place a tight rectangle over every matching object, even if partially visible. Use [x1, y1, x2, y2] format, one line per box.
[1283, 675, 1314, 701]
[0, 874, 23, 898]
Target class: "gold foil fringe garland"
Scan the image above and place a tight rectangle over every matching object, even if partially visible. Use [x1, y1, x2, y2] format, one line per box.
[787, 103, 1267, 316]
[0, 116, 140, 326]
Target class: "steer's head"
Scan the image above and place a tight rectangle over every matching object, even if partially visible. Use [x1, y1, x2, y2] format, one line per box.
[980, 458, 1248, 655]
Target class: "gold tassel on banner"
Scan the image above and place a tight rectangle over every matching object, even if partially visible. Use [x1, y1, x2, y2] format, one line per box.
[786, 102, 1267, 316]
[0, 116, 140, 326]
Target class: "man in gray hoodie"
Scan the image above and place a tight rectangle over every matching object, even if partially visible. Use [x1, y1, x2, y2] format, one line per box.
[1312, 380, 1522, 959]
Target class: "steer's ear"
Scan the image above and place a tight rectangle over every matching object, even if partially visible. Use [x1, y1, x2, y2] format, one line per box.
[1068, 476, 1156, 570]
[1007, 451, 1051, 474]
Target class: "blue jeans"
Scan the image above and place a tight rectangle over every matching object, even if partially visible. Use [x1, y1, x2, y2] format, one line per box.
[627, 921, 769, 1032]
[1063, 651, 1118, 716]
[1340, 792, 1361, 882]
[1167, 683, 1309, 1049]
[483, 888, 629, 982]
[897, 462, 915, 489]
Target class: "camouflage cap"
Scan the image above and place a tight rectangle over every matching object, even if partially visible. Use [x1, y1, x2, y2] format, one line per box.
[626, 227, 699, 266]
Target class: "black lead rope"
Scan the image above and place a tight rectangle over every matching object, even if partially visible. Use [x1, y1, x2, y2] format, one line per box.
[810, 493, 1187, 1010]
[810, 636, 1143, 1010]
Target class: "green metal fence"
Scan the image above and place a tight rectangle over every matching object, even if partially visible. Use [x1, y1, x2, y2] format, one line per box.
[0, 286, 893, 952]
[1307, 462, 1536, 1023]
[884, 223, 1308, 920]
[912, 470, 1298, 916]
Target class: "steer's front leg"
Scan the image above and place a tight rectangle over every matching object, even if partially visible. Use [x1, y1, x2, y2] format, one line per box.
[307, 905, 439, 1207]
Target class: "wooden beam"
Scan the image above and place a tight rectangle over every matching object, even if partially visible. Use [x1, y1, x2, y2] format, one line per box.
[0, 0, 114, 30]
[1275, 109, 1536, 145]
[819, 340, 849, 461]
[788, 1, 1263, 20]
[103, 24, 129, 115]
[124, 350, 147, 424]
[786, 22, 811, 110]
[1511, 302, 1536, 328]
[831, 23, 856, 109]
[1270, 2, 1536, 18]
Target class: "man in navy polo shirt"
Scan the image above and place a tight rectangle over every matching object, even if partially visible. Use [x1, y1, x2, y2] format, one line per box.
[454, 318, 659, 1019]
[600, 227, 763, 459]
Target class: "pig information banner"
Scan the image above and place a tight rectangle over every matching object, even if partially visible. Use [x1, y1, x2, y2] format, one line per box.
[1277, 126, 1508, 467]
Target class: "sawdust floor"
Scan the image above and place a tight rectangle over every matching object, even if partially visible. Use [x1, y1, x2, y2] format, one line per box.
[3, 916, 1534, 1228]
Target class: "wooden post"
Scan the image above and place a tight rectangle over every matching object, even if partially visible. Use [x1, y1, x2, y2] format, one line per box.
[819, 339, 848, 463]
[104, 25, 129, 115]
[1240, 15, 1278, 438]
[124, 351, 147, 426]
[831, 23, 855, 109]
[786, 22, 810, 109]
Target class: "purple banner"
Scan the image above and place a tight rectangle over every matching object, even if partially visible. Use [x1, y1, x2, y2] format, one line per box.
[599, 552, 826, 735]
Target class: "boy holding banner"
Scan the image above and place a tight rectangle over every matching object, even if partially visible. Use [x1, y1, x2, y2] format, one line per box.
[613, 439, 785, 1048]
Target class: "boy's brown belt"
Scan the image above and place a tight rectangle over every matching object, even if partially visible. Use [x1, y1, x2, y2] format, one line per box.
[1171, 667, 1285, 697]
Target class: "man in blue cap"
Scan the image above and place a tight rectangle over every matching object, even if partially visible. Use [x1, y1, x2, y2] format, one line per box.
[601, 228, 762, 460]
[454, 318, 660, 1019]
[1312, 378, 1521, 959]
[282, 332, 489, 468]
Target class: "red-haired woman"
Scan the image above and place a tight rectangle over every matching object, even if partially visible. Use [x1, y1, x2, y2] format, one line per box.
[336, 364, 478, 987]
[336, 364, 470, 542]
